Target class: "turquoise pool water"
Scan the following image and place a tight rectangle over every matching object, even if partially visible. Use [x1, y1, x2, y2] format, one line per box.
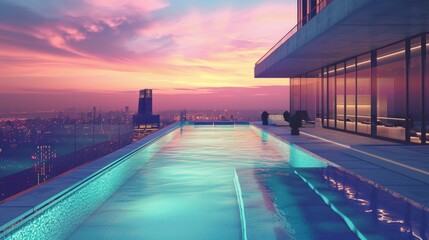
[2, 125, 426, 239]
[238, 167, 428, 240]
[67, 125, 323, 240]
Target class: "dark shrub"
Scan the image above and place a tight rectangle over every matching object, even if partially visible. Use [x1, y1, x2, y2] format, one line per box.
[261, 111, 269, 125]
[283, 111, 290, 122]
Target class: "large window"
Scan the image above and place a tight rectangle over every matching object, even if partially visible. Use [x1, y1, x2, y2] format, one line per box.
[328, 65, 336, 127]
[322, 68, 328, 127]
[304, 33, 429, 144]
[290, 78, 293, 114]
[409, 37, 423, 143]
[301, 76, 308, 113]
[298, 0, 331, 29]
[336, 63, 345, 130]
[291, 77, 300, 114]
[376, 42, 406, 141]
[315, 70, 322, 121]
[290, 74, 320, 121]
[346, 59, 357, 132]
[306, 70, 319, 121]
[356, 54, 371, 134]
[425, 34, 429, 143]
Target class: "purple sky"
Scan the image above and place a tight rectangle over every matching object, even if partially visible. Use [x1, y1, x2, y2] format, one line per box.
[0, 0, 296, 112]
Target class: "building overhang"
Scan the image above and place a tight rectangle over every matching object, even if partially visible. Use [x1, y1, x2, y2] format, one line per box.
[255, 0, 429, 78]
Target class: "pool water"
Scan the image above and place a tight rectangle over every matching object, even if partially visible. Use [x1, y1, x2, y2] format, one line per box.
[68, 125, 306, 240]
[238, 167, 428, 240]
[3, 125, 427, 239]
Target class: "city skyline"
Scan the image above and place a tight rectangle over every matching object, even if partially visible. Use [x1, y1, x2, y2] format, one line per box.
[0, 0, 295, 112]
[0, 85, 290, 113]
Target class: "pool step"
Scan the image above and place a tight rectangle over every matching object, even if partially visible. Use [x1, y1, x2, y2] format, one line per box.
[239, 167, 429, 240]
[233, 169, 248, 240]
[237, 168, 365, 240]
[235, 169, 295, 240]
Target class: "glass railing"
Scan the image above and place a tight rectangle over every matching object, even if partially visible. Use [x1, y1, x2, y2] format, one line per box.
[256, 0, 332, 65]
[0, 120, 135, 202]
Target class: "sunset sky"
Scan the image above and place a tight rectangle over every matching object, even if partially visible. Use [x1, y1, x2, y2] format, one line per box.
[0, 0, 296, 112]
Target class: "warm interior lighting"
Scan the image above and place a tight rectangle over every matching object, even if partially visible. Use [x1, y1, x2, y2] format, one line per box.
[338, 43, 426, 71]
[377, 49, 405, 61]
[410, 45, 421, 51]
[345, 64, 356, 69]
[356, 60, 370, 67]
[376, 116, 405, 121]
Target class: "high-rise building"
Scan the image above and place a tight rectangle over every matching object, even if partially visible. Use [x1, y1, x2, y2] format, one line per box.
[92, 106, 96, 123]
[138, 89, 153, 115]
[255, 0, 429, 144]
[133, 89, 160, 140]
[32, 145, 56, 184]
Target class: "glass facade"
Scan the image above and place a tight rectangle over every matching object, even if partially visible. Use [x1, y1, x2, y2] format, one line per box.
[306, 72, 317, 121]
[290, 73, 319, 121]
[322, 68, 328, 126]
[291, 77, 300, 113]
[409, 37, 423, 143]
[336, 63, 345, 130]
[291, 33, 429, 144]
[356, 54, 371, 135]
[312, 70, 322, 122]
[376, 42, 406, 140]
[297, 0, 332, 29]
[328, 65, 335, 127]
[345, 59, 356, 132]
[301, 76, 308, 112]
[425, 34, 429, 143]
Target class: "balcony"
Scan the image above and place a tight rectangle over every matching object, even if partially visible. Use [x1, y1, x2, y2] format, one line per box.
[255, 0, 429, 78]
[256, 0, 332, 66]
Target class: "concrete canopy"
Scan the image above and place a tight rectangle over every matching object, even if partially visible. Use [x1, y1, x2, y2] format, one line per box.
[255, 0, 429, 78]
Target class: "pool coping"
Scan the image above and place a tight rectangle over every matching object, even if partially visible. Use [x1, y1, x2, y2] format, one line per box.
[0, 123, 180, 234]
[251, 123, 429, 212]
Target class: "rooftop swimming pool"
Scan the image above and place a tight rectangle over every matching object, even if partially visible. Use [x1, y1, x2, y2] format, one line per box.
[1, 124, 428, 239]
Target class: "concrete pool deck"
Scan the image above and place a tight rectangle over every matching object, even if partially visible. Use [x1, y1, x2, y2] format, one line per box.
[254, 123, 429, 209]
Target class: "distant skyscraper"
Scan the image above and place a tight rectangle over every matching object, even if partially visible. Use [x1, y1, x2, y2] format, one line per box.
[133, 89, 160, 140]
[92, 106, 96, 122]
[138, 89, 153, 115]
[32, 145, 56, 184]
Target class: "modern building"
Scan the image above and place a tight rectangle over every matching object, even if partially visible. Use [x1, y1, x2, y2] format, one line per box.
[133, 89, 160, 140]
[255, 0, 429, 144]
[32, 145, 56, 184]
[138, 89, 153, 115]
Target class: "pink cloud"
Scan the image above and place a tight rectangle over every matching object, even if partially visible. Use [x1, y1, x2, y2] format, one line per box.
[0, 1, 295, 72]
[0, 1, 295, 112]
[83, 0, 168, 13]
[139, 3, 295, 60]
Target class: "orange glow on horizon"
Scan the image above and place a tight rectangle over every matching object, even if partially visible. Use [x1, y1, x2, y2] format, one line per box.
[0, 0, 296, 111]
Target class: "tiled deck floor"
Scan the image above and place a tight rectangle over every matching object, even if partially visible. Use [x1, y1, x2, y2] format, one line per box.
[255, 123, 429, 208]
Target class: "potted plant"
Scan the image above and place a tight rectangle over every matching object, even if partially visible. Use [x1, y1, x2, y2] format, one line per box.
[283, 111, 290, 123]
[261, 111, 269, 125]
[289, 114, 300, 135]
